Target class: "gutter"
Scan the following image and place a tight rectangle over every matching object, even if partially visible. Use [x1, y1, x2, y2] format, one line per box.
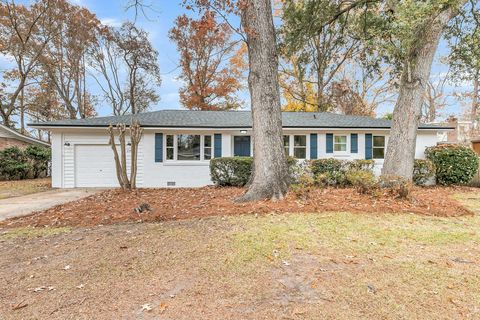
[28, 124, 455, 131]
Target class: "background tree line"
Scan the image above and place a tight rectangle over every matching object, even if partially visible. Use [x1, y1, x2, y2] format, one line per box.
[171, 0, 478, 125]
[0, 0, 161, 141]
[164, 0, 479, 201]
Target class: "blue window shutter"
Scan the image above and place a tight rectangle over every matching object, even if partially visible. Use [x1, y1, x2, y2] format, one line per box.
[365, 133, 373, 159]
[351, 133, 358, 153]
[326, 133, 333, 153]
[310, 134, 317, 159]
[214, 134, 222, 157]
[155, 133, 163, 162]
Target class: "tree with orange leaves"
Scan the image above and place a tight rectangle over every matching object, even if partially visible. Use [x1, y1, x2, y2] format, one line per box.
[169, 10, 242, 110]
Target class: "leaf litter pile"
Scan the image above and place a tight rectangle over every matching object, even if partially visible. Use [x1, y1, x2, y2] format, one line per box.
[1, 186, 474, 228]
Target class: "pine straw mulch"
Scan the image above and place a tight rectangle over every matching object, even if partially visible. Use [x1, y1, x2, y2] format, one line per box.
[0, 185, 475, 229]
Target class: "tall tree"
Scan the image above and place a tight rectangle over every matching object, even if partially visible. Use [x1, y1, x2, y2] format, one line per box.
[422, 75, 449, 122]
[279, 0, 361, 111]
[0, 0, 54, 127]
[89, 23, 161, 115]
[176, 0, 289, 200]
[169, 10, 242, 110]
[328, 79, 376, 116]
[379, 1, 468, 179]
[446, 0, 480, 134]
[39, 0, 100, 119]
[24, 76, 67, 141]
[115, 22, 161, 114]
[239, 0, 289, 201]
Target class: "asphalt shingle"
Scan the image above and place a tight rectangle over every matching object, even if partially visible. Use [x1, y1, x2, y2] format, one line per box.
[29, 110, 451, 129]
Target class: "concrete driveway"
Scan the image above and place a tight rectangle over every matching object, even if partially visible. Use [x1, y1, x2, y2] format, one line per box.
[0, 188, 104, 221]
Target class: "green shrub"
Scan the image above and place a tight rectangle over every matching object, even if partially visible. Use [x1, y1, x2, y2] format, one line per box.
[413, 159, 435, 185]
[210, 157, 298, 187]
[0, 146, 32, 180]
[310, 158, 375, 187]
[425, 144, 479, 185]
[311, 159, 347, 186]
[310, 158, 345, 176]
[25, 145, 51, 178]
[210, 157, 253, 187]
[345, 169, 377, 194]
[349, 159, 375, 171]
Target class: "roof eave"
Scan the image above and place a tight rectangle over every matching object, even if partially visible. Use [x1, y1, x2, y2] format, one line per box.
[28, 123, 454, 130]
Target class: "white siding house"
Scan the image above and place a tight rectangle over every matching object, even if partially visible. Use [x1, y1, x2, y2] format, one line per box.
[30, 110, 451, 188]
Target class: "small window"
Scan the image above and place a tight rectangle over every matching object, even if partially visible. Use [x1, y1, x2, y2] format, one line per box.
[166, 135, 174, 160]
[293, 135, 306, 159]
[177, 134, 201, 161]
[334, 135, 347, 152]
[204, 135, 212, 160]
[373, 136, 385, 159]
[283, 135, 290, 155]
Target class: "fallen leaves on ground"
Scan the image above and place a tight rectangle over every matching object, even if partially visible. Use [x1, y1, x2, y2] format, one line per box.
[0, 185, 474, 229]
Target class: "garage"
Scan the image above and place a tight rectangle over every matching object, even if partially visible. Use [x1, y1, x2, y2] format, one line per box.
[74, 145, 120, 187]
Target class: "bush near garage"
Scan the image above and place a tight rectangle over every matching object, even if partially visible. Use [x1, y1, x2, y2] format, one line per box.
[24, 145, 51, 178]
[425, 144, 479, 185]
[0, 145, 51, 180]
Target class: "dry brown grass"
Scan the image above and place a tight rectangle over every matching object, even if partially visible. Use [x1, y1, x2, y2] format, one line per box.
[0, 178, 51, 199]
[1, 191, 480, 319]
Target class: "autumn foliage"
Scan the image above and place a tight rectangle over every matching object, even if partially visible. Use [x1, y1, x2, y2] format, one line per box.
[170, 10, 242, 110]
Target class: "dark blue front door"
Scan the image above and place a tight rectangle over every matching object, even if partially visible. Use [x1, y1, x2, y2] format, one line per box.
[234, 136, 251, 157]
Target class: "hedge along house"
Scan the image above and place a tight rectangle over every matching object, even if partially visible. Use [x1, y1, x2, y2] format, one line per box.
[29, 110, 452, 188]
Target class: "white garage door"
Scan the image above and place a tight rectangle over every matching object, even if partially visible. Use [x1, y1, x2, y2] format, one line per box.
[75, 145, 120, 187]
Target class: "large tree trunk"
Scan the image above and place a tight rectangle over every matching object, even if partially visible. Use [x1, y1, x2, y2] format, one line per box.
[238, 0, 289, 202]
[382, 5, 464, 180]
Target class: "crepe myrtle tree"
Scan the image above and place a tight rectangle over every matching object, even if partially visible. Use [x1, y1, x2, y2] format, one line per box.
[107, 119, 143, 190]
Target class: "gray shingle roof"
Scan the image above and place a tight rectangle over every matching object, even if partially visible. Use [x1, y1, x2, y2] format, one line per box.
[29, 110, 452, 130]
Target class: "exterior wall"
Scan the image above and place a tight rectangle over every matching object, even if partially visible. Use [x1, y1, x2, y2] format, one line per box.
[0, 137, 32, 150]
[51, 132, 62, 188]
[50, 128, 441, 188]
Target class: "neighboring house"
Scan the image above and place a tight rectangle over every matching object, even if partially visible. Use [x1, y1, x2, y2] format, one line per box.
[0, 124, 50, 150]
[29, 110, 452, 188]
[433, 116, 479, 144]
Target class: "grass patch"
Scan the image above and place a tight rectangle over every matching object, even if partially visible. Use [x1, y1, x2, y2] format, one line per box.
[227, 210, 480, 267]
[1, 226, 71, 239]
[0, 178, 51, 199]
[453, 192, 480, 214]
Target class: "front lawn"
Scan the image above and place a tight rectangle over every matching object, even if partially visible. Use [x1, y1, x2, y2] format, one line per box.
[0, 178, 51, 200]
[1, 191, 479, 319]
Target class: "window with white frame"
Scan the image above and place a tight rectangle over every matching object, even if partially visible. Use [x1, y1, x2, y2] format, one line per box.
[283, 135, 290, 155]
[204, 135, 212, 160]
[334, 135, 347, 152]
[166, 135, 174, 160]
[293, 135, 306, 159]
[165, 134, 213, 161]
[373, 136, 385, 159]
